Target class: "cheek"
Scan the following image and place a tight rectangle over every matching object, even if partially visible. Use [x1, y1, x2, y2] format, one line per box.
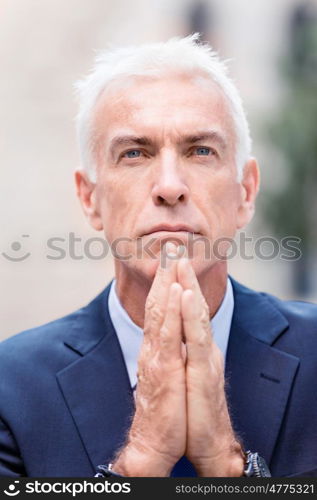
[96, 177, 127, 239]
[198, 174, 240, 234]
[96, 172, 143, 240]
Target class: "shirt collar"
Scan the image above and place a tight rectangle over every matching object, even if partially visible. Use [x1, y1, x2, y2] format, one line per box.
[108, 277, 234, 389]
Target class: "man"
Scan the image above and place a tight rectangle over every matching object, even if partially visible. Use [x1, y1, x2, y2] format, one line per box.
[1, 35, 317, 477]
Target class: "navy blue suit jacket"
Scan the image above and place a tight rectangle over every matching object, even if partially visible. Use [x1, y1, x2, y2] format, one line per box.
[1, 278, 317, 477]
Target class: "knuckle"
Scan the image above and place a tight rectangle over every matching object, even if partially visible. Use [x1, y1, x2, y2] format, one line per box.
[199, 306, 210, 329]
[202, 297, 209, 308]
[160, 336, 172, 352]
[143, 323, 152, 337]
[145, 295, 155, 310]
[136, 363, 145, 381]
[148, 304, 165, 324]
[146, 357, 161, 378]
[197, 334, 207, 348]
[137, 355, 146, 372]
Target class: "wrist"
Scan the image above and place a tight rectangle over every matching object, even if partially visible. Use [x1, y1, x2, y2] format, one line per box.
[112, 441, 175, 477]
[195, 441, 245, 477]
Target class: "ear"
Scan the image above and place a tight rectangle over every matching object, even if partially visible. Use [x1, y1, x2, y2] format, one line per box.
[236, 157, 260, 229]
[74, 169, 103, 231]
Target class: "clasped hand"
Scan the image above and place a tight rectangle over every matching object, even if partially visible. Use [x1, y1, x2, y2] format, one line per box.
[113, 242, 244, 477]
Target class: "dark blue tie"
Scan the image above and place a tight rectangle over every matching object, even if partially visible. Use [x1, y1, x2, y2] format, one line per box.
[170, 456, 197, 477]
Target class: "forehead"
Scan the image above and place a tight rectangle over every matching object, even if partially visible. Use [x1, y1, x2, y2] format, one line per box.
[92, 73, 236, 146]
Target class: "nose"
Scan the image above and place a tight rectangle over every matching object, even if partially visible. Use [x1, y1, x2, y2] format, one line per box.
[151, 152, 189, 207]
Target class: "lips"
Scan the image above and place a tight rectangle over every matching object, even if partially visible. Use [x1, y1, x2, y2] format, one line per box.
[142, 224, 200, 236]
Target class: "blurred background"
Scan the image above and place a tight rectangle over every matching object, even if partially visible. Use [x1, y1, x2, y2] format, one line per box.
[1, 0, 317, 340]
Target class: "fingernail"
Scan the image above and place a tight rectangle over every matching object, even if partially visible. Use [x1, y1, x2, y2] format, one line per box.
[165, 241, 177, 255]
[161, 241, 177, 269]
[170, 282, 181, 296]
[178, 245, 186, 258]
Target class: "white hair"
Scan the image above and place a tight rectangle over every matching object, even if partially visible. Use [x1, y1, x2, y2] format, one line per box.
[75, 34, 252, 182]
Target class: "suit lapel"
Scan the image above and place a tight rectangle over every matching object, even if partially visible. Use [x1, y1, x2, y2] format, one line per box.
[56, 283, 135, 470]
[226, 279, 300, 465]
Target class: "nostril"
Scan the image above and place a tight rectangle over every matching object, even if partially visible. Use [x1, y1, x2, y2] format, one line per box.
[155, 192, 187, 206]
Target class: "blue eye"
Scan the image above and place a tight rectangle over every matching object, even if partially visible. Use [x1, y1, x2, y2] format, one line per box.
[195, 147, 211, 156]
[124, 150, 141, 158]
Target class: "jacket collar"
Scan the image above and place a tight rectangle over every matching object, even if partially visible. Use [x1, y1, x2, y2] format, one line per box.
[62, 283, 113, 356]
[229, 277, 289, 344]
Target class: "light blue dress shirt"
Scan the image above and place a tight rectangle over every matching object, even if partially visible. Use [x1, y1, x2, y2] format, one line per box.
[108, 277, 234, 389]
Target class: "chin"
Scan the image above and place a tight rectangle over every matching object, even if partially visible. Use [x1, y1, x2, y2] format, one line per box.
[126, 251, 218, 283]
[120, 256, 160, 283]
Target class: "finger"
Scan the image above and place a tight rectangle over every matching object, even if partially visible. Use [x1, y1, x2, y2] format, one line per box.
[147, 241, 178, 307]
[144, 242, 180, 339]
[177, 257, 209, 319]
[177, 258, 204, 302]
[159, 282, 183, 361]
[181, 288, 212, 363]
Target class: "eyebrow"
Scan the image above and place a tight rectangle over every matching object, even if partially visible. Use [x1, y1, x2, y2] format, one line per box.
[181, 131, 227, 151]
[109, 135, 153, 158]
[109, 130, 227, 157]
